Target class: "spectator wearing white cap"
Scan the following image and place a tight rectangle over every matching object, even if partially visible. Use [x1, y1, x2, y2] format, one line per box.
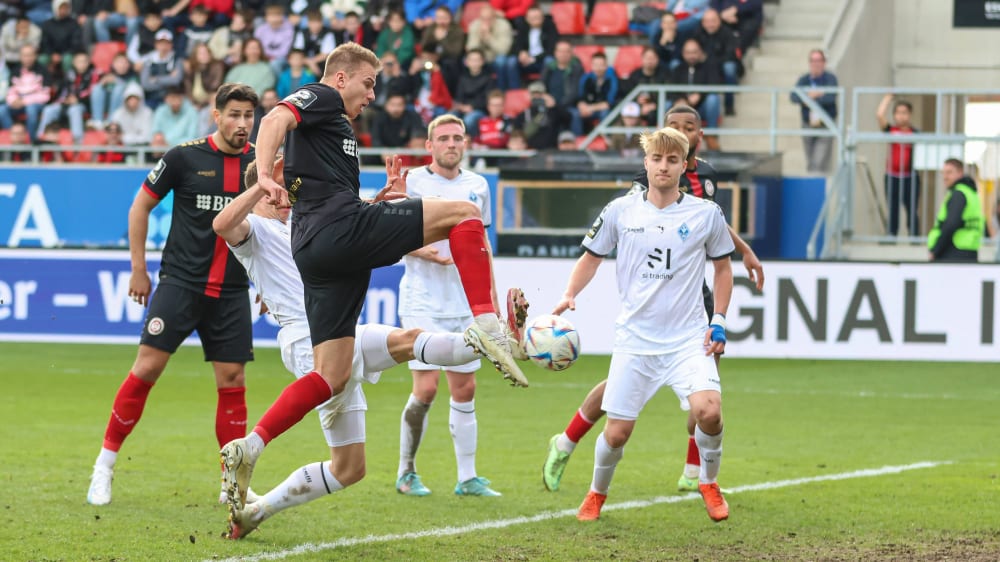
[140, 28, 184, 109]
[557, 130, 577, 150]
[609, 102, 644, 154]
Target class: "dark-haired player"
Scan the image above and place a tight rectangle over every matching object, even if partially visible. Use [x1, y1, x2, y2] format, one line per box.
[542, 104, 765, 498]
[87, 83, 259, 506]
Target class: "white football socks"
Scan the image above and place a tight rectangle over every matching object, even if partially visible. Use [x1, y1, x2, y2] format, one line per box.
[399, 394, 431, 478]
[245, 431, 265, 463]
[413, 332, 478, 366]
[591, 432, 624, 495]
[556, 433, 577, 454]
[95, 448, 117, 470]
[254, 461, 343, 523]
[449, 398, 478, 483]
[695, 425, 723, 484]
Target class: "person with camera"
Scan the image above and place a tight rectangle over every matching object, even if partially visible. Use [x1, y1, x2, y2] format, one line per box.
[513, 81, 571, 150]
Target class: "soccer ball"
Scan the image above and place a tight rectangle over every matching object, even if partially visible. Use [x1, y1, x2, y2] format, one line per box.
[524, 314, 581, 371]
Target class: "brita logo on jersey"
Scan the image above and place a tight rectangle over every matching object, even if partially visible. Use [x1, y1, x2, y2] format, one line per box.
[196, 194, 235, 211]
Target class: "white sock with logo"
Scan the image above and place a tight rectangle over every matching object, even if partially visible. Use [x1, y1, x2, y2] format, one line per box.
[695, 426, 724, 484]
[591, 432, 624, 494]
[254, 461, 343, 523]
[450, 398, 478, 483]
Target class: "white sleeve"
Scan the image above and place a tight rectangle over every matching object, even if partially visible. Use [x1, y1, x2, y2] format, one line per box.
[227, 215, 258, 260]
[581, 199, 619, 257]
[478, 177, 492, 228]
[705, 203, 736, 259]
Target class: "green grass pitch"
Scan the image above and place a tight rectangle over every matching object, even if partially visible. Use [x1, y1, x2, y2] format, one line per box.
[1, 342, 998, 561]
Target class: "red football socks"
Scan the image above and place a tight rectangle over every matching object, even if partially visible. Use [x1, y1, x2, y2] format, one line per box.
[103, 372, 154, 452]
[252, 371, 331, 445]
[215, 386, 247, 448]
[686, 436, 701, 466]
[448, 218, 496, 316]
[565, 409, 595, 444]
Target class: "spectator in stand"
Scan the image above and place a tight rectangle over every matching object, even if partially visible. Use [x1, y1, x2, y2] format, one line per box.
[195, 87, 218, 137]
[710, 0, 763, 53]
[152, 86, 198, 145]
[1, 123, 33, 162]
[507, 128, 528, 151]
[145, 130, 168, 163]
[608, 101, 644, 155]
[694, 8, 740, 116]
[293, 10, 337, 78]
[669, 38, 721, 148]
[421, 5, 465, 93]
[333, 11, 362, 46]
[90, 52, 137, 129]
[409, 52, 453, 123]
[928, 158, 984, 263]
[465, 3, 512, 70]
[877, 93, 920, 237]
[208, 9, 251, 66]
[573, 51, 618, 135]
[22, 0, 53, 26]
[0, 45, 51, 142]
[276, 49, 317, 98]
[110, 81, 153, 144]
[359, 0, 393, 51]
[498, 4, 557, 91]
[184, 42, 225, 107]
[73, 0, 140, 46]
[404, 0, 462, 32]
[790, 48, 838, 174]
[255, 4, 294, 75]
[651, 12, 682, 72]
[96, 121, 127, 164]
[249, 87, 277, 142]
[490, 0, 533, 26]
[557, 130, 577, 151]
[36, 122, 64, 163]
[39, 0, 83, 69]
[541, 40, 583, 116]
[190, 0, 236, 28]
[513, 81, 569, 150]
[224, 38, 275, 96]
[140, 29, 183, 108]
[376, 9, 416, 69]
[371, 92, 426, 164]
[475, 89, 513, 149]
[372, 50, 415, 110]
[1, 16, 42, 67]
[667, 0, 711, 42]
[179, 5, 215, 57]
[128, 11, 166, 69]
[284, 0, 324, 28]
[37, 50, 97, 142]
[624, 47, 670, 125]
[451, 49, 494, 138]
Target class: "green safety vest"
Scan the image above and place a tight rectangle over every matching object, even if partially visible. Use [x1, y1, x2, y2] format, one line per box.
[928, 182, 983, 251]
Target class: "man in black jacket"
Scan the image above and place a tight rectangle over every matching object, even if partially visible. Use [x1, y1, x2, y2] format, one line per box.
[40, 0, 83, 69]
[451, 49, 496, 138]
[513, 81, 570, 150]
[496, 5, 558, 90]
[669, 38, 722, 147]
[693, 9, 741, 115]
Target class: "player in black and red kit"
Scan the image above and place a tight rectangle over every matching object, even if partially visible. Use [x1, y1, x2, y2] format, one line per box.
[86, 84, 259, 507]
[541, 105, 767, 516]
[218, 44, 526, 524]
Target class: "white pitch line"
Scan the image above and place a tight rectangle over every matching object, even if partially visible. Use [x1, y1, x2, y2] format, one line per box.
[209, 461, 949, 562]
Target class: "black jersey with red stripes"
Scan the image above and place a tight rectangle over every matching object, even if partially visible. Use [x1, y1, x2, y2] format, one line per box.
[629, 157, 719, 201]
[141, 136, 254, 297]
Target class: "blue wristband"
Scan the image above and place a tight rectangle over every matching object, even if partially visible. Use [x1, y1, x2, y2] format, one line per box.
[710, 313, 727, 344]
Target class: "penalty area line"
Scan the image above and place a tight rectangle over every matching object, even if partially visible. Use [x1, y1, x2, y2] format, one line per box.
[210, 460, 950, 562]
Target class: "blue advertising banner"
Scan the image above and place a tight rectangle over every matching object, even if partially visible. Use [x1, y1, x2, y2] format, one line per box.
[0, 249, 404, 346]
[0, 166, 498, 249]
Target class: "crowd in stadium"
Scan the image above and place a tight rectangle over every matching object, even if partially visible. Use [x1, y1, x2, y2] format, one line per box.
[0, 0, 763, 162]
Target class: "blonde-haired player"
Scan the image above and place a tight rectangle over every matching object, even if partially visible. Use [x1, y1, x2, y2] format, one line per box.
[555, 127, 735, 522]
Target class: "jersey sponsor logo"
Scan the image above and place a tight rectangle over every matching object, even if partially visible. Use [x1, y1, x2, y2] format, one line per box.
[196, 194, 235, 211]
[197, 170, 217, 177]
[678, 222, 691, 242]
[704, 179, 715, 196]
[342, 138, 358, 157]
[147, 317, 164, 335]
[284, 89, 318, 109]
[147, 159, 167, 184]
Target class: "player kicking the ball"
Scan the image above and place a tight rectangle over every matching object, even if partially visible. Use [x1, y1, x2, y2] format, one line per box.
[212, 160, 528, 538]
[554, 127, 734, 522]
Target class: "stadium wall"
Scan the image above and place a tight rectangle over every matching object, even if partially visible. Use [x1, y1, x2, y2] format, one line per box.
[1, 249, 998, 362]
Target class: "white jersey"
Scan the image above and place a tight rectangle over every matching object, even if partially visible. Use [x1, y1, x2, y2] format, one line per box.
[398, 166, 492, 318]
[583, 191, 734, 353]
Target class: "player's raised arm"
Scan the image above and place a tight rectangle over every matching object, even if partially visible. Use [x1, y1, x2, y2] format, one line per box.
[554, 251, 603, 314]
[255, 104, 298, 206]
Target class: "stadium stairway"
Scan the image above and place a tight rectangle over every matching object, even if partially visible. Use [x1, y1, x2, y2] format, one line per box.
[722, 0, 841, 176]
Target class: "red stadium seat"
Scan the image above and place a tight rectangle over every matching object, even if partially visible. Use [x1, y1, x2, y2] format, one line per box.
[550, 2, 586, 35]
[75, 130, 108, 163]
[578, 135, 609, 151]
[503, 88, 531, 118]
[588, 2, 630, 36]
[460, 1, 489, 32]
[0, 129, 10, 144]
[91, 41, 126, 74]
[613, 45, 645, 79]
[572, 45, 605, 74]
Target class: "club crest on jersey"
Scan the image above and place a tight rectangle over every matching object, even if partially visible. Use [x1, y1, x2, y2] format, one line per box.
[147, 158, 166, 184]
[678, 222, 690, 241]
[704, 179, 715, 196]
[284, 89, 318, 109]
[147, 317, 164, 335]
[468, 191, 478, 203]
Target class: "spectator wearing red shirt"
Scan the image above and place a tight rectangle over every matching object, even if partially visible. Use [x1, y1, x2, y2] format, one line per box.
[490, 0, 534, 25]
[475, 90, 513, 150]
[97, 121, 128, 164]
[877, 94, 920, 236]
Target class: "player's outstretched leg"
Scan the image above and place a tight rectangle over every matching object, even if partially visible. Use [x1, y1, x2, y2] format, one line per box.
[505, 287, 529, 361]
[543, 383, 606, 491]
[220, 433, 265, 514]
[464, 320, 529, 387]
[678, 411, 701, 492]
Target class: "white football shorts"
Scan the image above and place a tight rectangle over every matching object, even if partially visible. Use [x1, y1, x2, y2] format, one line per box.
[400, 315, 480, 373]
[602, 340, 722, 421]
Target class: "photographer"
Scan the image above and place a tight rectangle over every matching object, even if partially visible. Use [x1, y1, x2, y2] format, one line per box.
[513, 81, 570, 150]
